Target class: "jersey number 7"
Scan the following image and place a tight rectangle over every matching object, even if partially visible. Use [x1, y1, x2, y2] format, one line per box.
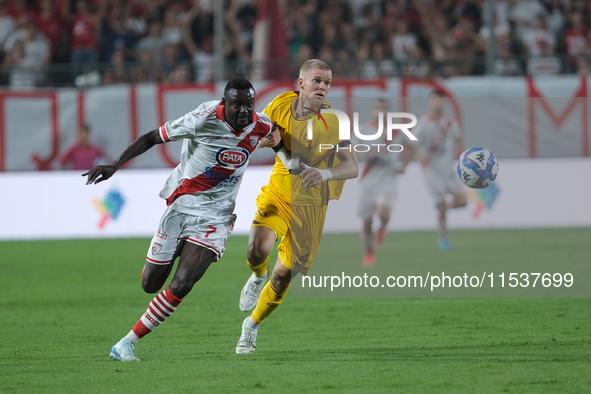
[205, 226, 217, 238]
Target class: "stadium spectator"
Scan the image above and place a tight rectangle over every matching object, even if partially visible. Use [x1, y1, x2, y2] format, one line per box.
[545, 0, 565, 37]
[102, 49, 130, 85]
[359, 40, 396, 78]
[523, 15, 557, 57]
[35, 0, 67, 63]
[508, 0, 546, 42]
[3, 21, 50, 88]
[404, 45, 431, 78]
[3, 39, 28, 87]
[225, 0, 256, 76]
[62, 0, 105, 71]
[442, 16, 486, 76]
[422, 13, 453, 65]
[165, 63, 191, 83]
[131, 49, 164, 83]
[3, 13, 33, 54]
[137, 19, 165, 65]
[101, 12, 135, 64]
[122, 3, 147, 44]
[523, 14, 561, 74]
[0, 2, 16, 56]
[340, 22, 358, 55]
[391, 19, 417, 65]
[183, 4, 214, 83]
[564, 11, 589, 72]
[495, 43, 523, 76]
[60, 124, 109, 170]
[161, 5, 184, 46]
[5, 0, 33, 20]
[161, 42, 184, 78]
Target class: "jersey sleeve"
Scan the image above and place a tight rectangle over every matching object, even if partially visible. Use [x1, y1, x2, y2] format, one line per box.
[158, 112, 197, 142]
[158, 102, 213, 142]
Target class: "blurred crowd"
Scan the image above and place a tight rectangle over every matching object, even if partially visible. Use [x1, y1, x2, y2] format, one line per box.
[0, 0, 590, 88]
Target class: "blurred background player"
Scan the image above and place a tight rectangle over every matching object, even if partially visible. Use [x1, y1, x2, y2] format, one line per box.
[412, 90, 467, 250]
[356, 98, 413, 267]
[60, 123, 109, 170]
[84, 78, 278, 361]
[236, 59, 358, 353]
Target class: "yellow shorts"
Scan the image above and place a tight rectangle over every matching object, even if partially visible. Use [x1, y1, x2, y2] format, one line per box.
[252, 186, 328, 275]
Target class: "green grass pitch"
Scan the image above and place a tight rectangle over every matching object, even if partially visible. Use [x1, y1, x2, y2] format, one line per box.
[1, 228, 590, 393]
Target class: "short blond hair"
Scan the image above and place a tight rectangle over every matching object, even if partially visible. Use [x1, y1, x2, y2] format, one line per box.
[299, 59, 331, 78]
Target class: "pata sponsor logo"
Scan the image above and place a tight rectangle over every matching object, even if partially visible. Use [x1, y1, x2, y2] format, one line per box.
[215, 147, 249, 168]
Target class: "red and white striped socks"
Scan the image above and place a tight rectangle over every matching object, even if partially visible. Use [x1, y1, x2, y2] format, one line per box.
[124, 286, 183, 344]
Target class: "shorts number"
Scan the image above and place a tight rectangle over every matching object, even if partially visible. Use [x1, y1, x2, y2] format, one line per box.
[205, 225, 217, 238]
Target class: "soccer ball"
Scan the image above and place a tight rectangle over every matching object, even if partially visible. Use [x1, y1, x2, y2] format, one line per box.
[457, 147, 498, 189]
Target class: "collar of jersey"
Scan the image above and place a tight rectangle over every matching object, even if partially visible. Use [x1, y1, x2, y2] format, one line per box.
[216, 101, 259, 136]
[291, 97, 330, 121]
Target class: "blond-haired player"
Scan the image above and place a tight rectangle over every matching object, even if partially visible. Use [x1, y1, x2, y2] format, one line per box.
[236, 59, 359, 353]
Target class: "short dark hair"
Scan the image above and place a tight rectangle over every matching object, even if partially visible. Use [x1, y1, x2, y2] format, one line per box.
[224, 77, 255, 98]
[431, 89, 445, 97]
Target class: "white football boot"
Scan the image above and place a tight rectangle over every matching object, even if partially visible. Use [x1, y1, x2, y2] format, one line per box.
[239, 269, 268, 312]
[110, 338, 140, 362]
[236, 316, 259, 354]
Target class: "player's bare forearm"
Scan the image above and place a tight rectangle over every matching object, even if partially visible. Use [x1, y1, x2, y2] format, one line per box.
[111, 130, 163, 170]
[331, 148, 359, 180]
[84, 130, 163, 184]
[300, 149, 358, 187]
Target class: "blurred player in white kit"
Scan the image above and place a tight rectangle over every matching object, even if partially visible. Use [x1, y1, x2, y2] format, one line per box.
[412, 90, 467, 250]
[356, 98, 412, 266]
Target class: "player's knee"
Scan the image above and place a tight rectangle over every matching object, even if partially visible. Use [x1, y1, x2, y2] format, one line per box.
[455, 195, 467, 208]
[141, 279, 161, 294]
[247, 242, 270, 266]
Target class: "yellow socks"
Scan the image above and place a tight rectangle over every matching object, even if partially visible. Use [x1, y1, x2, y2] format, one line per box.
[247, 255, 269, 277]
[251, 281, 288, 324]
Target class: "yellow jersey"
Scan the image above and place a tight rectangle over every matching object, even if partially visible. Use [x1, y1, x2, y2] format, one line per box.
[263, 91, 347, 206]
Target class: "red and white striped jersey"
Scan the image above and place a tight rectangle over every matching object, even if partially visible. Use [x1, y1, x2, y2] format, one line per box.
[157, 100, 273, 219]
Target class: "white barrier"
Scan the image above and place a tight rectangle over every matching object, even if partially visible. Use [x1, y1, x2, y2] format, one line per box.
[1, 158, 590, 240]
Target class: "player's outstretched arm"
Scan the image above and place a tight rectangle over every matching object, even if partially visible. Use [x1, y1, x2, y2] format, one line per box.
[84, 130, 164, 185]
[300, 148, 359, 187]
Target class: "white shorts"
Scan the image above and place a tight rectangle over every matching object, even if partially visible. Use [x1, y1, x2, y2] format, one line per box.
[146, 207, 236, 265]
[424, 166, 464, 203]
[358, 168, 398, 219]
